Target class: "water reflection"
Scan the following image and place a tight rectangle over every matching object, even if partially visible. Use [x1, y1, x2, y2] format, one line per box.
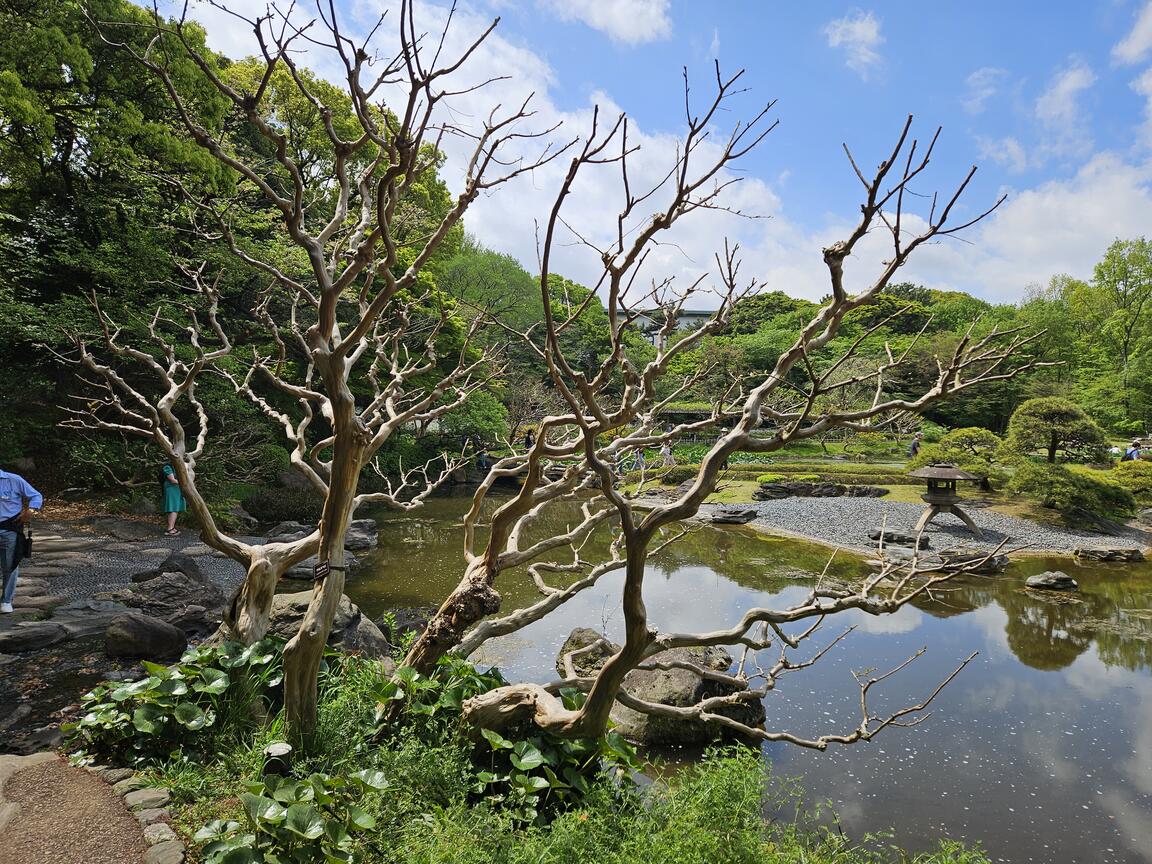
[351, 497, 1152, 863]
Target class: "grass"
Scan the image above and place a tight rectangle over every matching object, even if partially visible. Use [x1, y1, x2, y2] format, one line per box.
[118, 654, 988, 864]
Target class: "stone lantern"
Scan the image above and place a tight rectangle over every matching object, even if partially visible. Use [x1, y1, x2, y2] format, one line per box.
[907, 463, 983, 538]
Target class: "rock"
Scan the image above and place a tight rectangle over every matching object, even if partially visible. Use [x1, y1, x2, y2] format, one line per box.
[144, 823, 179, 845]
[871, 545, 1010, 575]
[228, 502, 259, 529]
[555, 628, 765, 746]
[52, 599, 136, 639]
[345, 519, 379, 550]
[132, 497, 159, 516]
[106, 614, 188, 660]
[209, 591, 390, 660]
[143, 839, 185, 864]
[710, 507, 758, 525]
[286, 551, 358, 580]
[112, 776, 146, 795]
[869, 529, 930, 549]
[101, 568, 225, 635]
[124, 787, 172, 811]
[101, 767, 135, 784]
[1026, 571, 1079, 592]
[88, 517, 160, 542]
[0, 621, 69, 652]
[134, 808, 169, 826]
[753, 481, 888, 501]
[131, 552, 204, 584]
[1073, 547, 1145, 562]
[1138, 508, 1152, 526]
[267, 521, 311, 538]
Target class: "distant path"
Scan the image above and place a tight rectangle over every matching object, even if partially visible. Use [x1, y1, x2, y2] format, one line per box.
[0, 753, 145, 864]
[699, 497, 1151, 555]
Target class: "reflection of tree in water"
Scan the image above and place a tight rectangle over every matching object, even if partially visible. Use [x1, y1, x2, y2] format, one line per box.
[908, 576, 996, 619]
[997, 587, 1100, 670]
[1089, 621, 1152, 672]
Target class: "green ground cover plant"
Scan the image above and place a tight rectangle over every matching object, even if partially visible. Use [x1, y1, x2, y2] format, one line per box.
[70, 648, 989, 864]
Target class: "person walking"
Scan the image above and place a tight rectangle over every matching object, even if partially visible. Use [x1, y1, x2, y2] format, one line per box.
[0, 466, 42, 613]
[909, 431, 924, 458]
[161, 463, 186, 536]
[660, 442, 676, 468]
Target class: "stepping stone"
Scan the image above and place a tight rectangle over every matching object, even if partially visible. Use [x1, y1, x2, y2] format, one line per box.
[143, 823, 178, 845]
[143, 839, 185, 864]
[0, 622, 69, 652]
[16, 566, 69, 579]
[134, 808, 169, 826]
[124, 787, 171, 811]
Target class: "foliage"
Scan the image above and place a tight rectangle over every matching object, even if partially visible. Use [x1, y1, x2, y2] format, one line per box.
[1110, 459, 1152, 504]
[65, 640, 285, 763]
[1008, 462, 1133, 518]
[1000, 397, 1108, 464]
[374, 656, 641, 825]
[755, 473, 821, 483]
[437, 390, 509, 446]
[241, 487, 325, 525]
[910, 427, 1007, 490]
[845, 431, 896, 461]
[194, 769, 390, 864]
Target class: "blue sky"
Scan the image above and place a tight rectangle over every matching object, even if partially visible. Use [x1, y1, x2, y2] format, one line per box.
[190, 0, 1152, 304]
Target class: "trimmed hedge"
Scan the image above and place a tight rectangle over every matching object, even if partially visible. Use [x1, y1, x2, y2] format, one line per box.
[634, 462, 918, 487]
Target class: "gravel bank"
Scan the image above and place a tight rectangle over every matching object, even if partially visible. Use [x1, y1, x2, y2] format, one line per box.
[25, 523, 248, 600]
[701, 497, 1151, 555]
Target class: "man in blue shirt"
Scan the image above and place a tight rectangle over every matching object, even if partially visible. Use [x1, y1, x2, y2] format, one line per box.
[0, 468, 43, 613]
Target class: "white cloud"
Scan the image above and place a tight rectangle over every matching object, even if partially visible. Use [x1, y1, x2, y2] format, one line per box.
[976, 135, 1029, 173]
[963, 66, 1007, 114]
[709, 27, 720, 58]
[823, 10, 884, 80]
[1035, 60, 1097, 126]
[179, 0, 1152, 314]
[1131, 67, 1152, 146]
[1033, 59, 1097, 160]
[1113, 1, 1152, 65]
[538, 0, 671, 45]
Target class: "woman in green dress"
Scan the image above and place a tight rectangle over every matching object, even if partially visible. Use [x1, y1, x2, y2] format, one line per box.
[162, 464, 186, 536]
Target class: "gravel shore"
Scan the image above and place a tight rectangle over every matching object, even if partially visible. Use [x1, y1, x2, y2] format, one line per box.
[700, 497, 1151, 555]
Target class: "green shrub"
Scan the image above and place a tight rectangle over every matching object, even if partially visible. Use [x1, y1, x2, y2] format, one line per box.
[755, 473, 819, 483]
[910, 427, 1007, 490]
[65, 640, 286, 764]
[194, 769, 389, 864]
[1009, 462, 1134, 518]
[1111, 460, 1152, 504]
[242, 486, 324, 524]
[375, 657, 641, 825]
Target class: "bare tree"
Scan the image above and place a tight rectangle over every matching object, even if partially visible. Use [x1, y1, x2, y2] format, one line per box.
[393, 80, 1047, 742]
[80, 0, 566, 736]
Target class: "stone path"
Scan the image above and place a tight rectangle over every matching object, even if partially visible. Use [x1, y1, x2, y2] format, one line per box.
[0, 752, 149, 864]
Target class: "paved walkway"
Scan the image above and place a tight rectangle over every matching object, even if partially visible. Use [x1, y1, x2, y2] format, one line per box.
[0, 753, 146, 864]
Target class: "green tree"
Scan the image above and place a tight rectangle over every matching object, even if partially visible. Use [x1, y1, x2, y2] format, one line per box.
[910, 426, 1005, 490]
[1001, 397, 1108, 464]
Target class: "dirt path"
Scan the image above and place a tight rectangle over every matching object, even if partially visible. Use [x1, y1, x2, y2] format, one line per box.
[0, 752, 145, 864]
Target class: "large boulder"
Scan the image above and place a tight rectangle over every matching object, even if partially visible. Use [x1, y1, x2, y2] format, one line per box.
[710, 507, 758, 525]
[753, 481, 888, 501]
[1025, 571, 1079, 592]
[555, 628, 765, 746]
[100, 562, 226, 637]
[286, 551, 358, 580]
[0, 621, 69, 652]
[130, 551, 204, 584]
[105, 613, 187, 660]
[211, 591, 390, 660]
[345, 519, 379, 551]
[869, 529, 930, 549]
[1073, 547, 1145, 562]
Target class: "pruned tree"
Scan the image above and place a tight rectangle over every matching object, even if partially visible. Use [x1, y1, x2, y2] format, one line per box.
[392, 85, 1048, 744]
[75, 0, 567, 736]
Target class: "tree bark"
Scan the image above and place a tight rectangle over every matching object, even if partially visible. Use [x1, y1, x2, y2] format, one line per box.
[282, 390, 366, 740]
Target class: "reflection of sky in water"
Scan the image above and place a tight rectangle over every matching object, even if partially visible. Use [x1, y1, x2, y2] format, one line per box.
[352, 499, 1152, 864]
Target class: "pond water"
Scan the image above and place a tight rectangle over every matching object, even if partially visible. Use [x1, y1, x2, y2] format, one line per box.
[349, 497, 1152, 864]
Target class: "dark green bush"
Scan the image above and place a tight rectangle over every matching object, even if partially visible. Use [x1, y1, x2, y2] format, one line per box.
[1009, 462, 1134, 518]
[242, 486, 324, 524]
[1111, 460, 1152, 504]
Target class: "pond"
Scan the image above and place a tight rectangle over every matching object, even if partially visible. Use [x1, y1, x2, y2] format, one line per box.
[349, 496, 1152, 864]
